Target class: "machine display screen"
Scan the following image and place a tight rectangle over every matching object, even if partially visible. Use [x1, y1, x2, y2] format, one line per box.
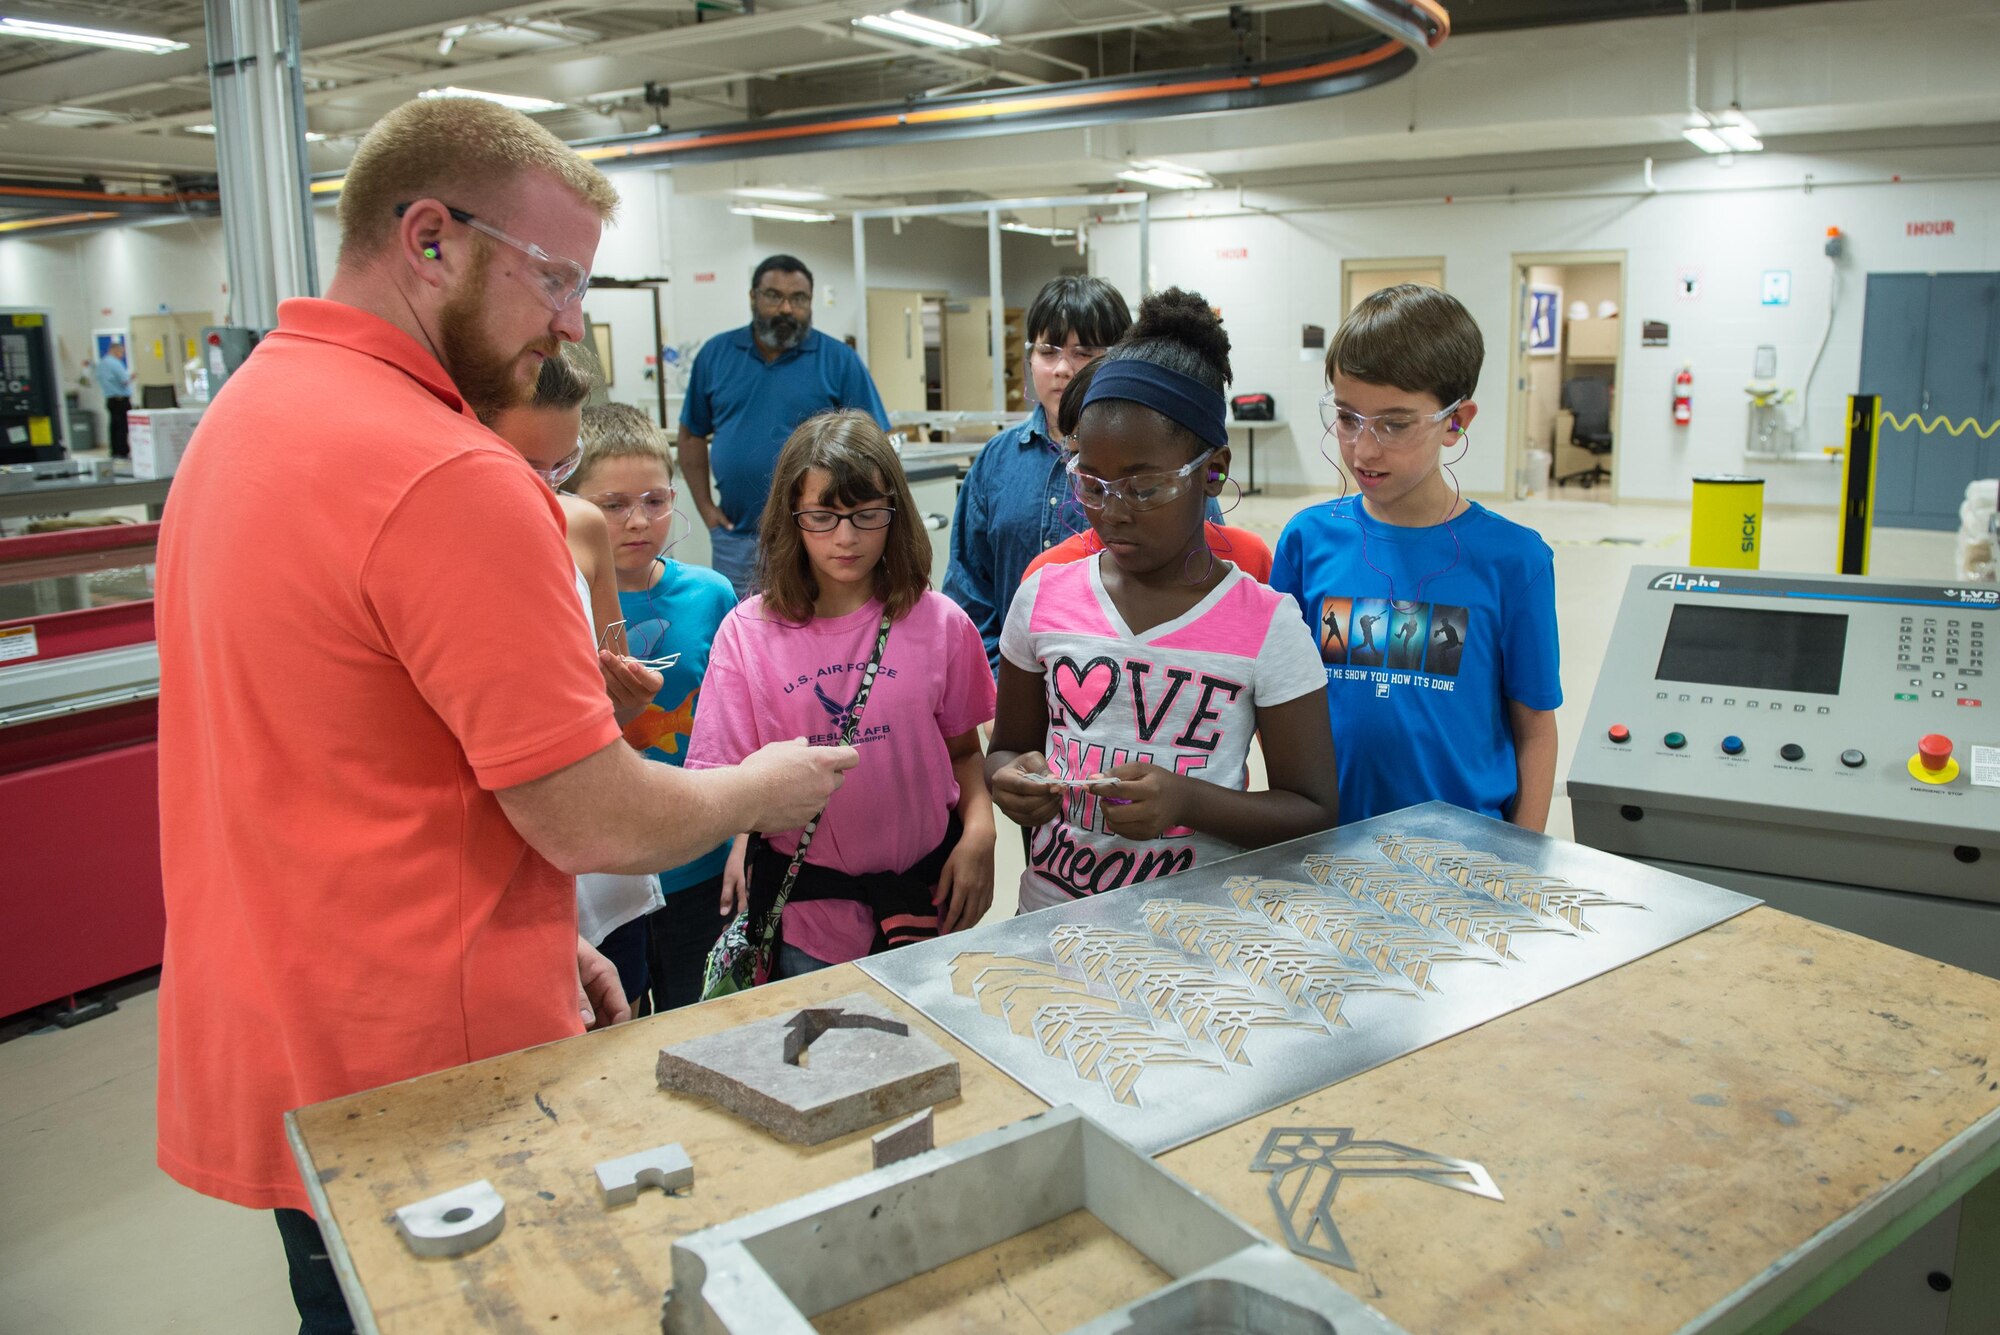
[1655, 603, 1847, 695]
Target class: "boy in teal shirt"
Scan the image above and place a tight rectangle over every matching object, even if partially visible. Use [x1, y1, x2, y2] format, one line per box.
[569, 404, 739, 1009]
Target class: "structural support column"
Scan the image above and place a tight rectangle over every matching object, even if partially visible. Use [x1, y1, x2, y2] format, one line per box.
[852, 212, 870, 367]
[205, 0, 318, 329]
[987, 208, 1006, 416]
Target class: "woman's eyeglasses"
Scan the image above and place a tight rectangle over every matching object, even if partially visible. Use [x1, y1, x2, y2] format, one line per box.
[793, 507, 895, 532]
[1318, 395, 1463, 449]
[1066, 447, 1216, 512]
[587, 488, 675, 521]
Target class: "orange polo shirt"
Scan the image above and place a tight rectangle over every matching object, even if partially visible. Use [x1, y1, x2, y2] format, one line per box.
[154, 298, 619, 1213]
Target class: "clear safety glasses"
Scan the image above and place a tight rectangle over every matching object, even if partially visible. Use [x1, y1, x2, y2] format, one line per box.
[1318, 395, 1463, 450]
[1066, 446, 1217, 512]
[394, 201, 590, 312]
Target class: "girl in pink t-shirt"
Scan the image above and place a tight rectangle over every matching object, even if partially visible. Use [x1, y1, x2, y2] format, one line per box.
[987, 290, 1340, 913]
[686, 411, 997, 977]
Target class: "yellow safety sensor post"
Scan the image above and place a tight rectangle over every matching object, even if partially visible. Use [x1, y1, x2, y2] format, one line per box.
[1837, 394, 1879, 576]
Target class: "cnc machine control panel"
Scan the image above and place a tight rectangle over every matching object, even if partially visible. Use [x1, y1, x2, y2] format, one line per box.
[1569, 567, 1997, 902]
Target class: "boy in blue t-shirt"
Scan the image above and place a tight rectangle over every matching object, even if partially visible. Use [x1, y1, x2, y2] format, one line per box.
[568, 404, 739, 1010]
[1272, 284, 1561, 828]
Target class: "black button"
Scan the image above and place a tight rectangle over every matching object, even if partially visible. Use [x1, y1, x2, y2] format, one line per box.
[1841, 749, 1866, 768]
[1780, 743, 1805, 761]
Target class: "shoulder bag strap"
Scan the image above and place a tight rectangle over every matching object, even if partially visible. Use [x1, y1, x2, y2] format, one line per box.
[755, 610, 894, 950]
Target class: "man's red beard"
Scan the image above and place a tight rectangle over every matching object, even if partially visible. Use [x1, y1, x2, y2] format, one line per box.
[441, 241, 560, 421]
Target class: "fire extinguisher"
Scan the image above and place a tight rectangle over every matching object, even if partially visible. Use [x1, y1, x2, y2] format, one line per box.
[1673, 364, 1693, 427]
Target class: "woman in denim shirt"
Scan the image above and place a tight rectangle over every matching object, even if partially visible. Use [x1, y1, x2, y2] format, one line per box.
[943, 277, 1131, 672]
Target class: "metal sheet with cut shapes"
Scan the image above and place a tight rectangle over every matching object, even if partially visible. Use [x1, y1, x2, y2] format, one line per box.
[859, 802, 1757, 1155]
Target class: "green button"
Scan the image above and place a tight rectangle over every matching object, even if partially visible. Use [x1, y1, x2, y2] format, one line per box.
[1664, 732, 1687, 749]
[1895, 692, 1919, 701]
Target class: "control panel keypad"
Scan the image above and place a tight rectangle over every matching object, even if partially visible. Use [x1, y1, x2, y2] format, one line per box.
[1897, 615, 1985, 701]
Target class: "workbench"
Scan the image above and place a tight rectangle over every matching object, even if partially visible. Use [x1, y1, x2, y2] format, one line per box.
[290, 899, 2000, 1334]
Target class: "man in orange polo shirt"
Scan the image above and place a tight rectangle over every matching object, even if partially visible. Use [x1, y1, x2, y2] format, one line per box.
[154, 97, 854, 1333]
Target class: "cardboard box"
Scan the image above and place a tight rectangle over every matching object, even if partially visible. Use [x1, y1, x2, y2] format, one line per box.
[129, 408, 203, 479]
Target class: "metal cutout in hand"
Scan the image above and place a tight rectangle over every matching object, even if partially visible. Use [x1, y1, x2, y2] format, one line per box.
[1250, 1126, 1502, 1271]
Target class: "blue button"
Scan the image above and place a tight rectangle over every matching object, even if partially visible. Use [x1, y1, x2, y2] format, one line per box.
[1721, 735, 1745, 755]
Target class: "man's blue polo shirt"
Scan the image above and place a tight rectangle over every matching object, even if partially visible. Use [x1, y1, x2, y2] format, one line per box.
[680, 325, 889, 534]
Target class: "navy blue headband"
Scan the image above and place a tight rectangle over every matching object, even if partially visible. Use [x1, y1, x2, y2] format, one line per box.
[1081, 357, 1228, 449]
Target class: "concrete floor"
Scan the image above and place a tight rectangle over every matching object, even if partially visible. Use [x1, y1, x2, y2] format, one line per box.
[0, 495, 1957, 1334]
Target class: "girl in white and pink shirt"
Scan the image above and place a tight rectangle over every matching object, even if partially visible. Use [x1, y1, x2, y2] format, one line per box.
[686, 411, 997, 977]
[988, 289, 1341, 914]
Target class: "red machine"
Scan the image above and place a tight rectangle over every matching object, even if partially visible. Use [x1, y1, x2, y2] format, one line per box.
[0, 523, 163, 1020]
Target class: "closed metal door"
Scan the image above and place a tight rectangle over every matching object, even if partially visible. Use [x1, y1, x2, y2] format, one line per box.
[1861, 272, 1998, 530]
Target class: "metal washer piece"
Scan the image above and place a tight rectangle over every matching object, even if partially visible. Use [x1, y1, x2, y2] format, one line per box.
[392, 1179, 505, 1258]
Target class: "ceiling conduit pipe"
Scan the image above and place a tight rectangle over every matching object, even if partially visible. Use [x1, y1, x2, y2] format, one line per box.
[538, 1, 1450, 172]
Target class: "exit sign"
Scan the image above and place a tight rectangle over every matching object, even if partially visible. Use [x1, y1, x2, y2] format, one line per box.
[1906, 220, 1956, 237]
[1216, 247, 1248, 260]
[693, 271, 717, 283]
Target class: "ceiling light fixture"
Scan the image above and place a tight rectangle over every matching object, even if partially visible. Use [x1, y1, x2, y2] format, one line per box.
[186, 123, 326, 142]
[0, 16, 186, 54]
[419, 86, 567, 113]
[734, 187, 831, 203]
[1713, 106, 1762, 153]
[1117, 161, 1215, 191]
[1680, 113, 1729, 155]
[1000, 221, 1075, 238]
[853, 10, 999, 51]
[730, 203, 837, 223]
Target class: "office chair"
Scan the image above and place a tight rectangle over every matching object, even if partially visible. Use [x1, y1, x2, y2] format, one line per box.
[1557, 376, 1613, 488]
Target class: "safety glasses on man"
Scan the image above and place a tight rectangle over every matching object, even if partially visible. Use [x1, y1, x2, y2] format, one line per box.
[394, 201, 590, 311]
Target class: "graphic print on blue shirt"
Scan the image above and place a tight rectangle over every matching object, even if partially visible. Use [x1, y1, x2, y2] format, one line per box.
[1320, 597, 1467, 677]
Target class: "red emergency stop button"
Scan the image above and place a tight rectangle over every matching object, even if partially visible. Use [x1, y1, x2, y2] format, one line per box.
[1908, 733, 1959, 785]
[1607, 724, 1630, 744]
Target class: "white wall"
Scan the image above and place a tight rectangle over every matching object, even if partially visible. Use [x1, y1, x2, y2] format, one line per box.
[1091, 146, 2000, 507]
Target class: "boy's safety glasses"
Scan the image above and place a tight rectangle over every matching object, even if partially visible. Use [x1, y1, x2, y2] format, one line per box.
[1066, 446, 1217, 512]
[587, 487, 676, 521]
[394, 201, 591, 312]
[1318, 395, 1463, 449]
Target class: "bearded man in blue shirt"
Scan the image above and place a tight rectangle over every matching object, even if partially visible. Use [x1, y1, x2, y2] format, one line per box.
[676, 255, 890, 597]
